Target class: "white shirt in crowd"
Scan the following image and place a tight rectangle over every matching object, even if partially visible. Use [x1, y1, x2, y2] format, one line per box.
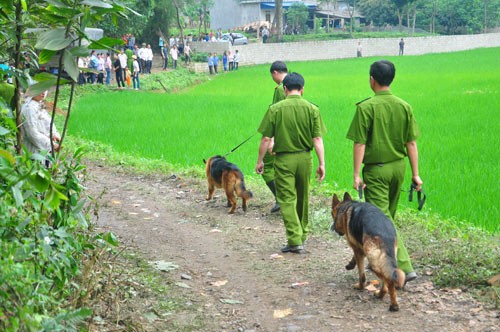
[21, 97, 60, 154]
[118, 52, 128, 69]
[144, 46, 153, 61]
[170, 47, 178, 61]
[138, 46, 147, 60]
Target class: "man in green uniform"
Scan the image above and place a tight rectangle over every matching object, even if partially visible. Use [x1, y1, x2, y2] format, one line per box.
[346, 60, 423, 283]
[262, 61, 288, 213]
[256, 73, 326, 253]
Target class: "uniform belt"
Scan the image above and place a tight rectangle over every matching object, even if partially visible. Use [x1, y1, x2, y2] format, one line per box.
[364, 158, 404, 167]
[275, 149, 310, 155]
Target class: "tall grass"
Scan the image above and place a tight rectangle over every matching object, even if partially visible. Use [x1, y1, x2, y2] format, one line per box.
[68, 48, 500, 232]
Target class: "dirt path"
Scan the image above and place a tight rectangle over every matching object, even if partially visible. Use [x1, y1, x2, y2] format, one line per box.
[86, 162, 498, 332]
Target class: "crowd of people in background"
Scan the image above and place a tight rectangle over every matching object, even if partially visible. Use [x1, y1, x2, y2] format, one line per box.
[207, 50, 240, 75]
[75, 31, 247, 88]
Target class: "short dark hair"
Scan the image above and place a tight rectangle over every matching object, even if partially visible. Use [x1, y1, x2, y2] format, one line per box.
[283, 72, 304, 91]
[270, 61, 288, 74]
[370, 60, 395, 86]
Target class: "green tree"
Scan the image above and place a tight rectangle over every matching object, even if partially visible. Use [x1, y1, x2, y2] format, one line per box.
[184, 0, 213, 38]
[358, 0, 398, 26]
[286, 2, 309, 33]
[0, 1, 126, 329]
[346, 0, 357, 35]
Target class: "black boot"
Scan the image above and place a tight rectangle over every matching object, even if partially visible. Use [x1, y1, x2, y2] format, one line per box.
[266, 180, 280, 213]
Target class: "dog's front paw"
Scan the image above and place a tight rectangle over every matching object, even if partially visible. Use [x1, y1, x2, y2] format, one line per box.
[345, 261, 356, 270]
[389, 304, 399, 312]
[352, 283, 364, 290]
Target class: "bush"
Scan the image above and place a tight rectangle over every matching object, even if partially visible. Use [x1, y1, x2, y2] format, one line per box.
[191, 52, 209, 63]
[0, 104, 117, 330]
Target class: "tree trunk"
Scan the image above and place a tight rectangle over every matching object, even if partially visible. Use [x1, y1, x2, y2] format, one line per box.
[203, 4, 208, 34]
[411, 1, 417, 36]
[173, 0, 184, 43]
[348, 0, 356, 37]
[406, 1, 410, 35]
[484, 0, 488, 33]
[275, 0, 283, 42]
[430, 0, 436, 33]
[14, 0, 23, 154]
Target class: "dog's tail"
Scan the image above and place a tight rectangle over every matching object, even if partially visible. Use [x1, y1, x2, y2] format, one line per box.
[235, 172, 253, 200]
[392, 268, 406, 289]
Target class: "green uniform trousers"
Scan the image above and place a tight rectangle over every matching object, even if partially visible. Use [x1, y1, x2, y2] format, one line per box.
[274, 152, 312, 246]
[363, 159, 414, 274]
[262, 151, 275, 184]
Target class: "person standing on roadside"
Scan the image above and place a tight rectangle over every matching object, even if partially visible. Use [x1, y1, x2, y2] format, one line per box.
[132, 55, 140, 90]
[105, 53, 112, 85]
[213, 52, 219, 74]
[256, 72, 327, 254]
[21, 89, 61, 157]
[233, 50, 240, 70]
[145, 44, 153, 74]
[184, 43, 192, 65]
[89, 50, 99, 84]
[346, 59, 422, 284]
[228, 51, 234, 71]
[161, 44, 169, 70]
[170, 45, 178, 69]
[117, 48, 128, 83]
[138, 43, 147, 73]
[399, 38, 405, 56]
[222, 51, 228, 72]
[207, 53, 214, 75]
[262, 26, 270, 43]
[113, 54, 125, 89]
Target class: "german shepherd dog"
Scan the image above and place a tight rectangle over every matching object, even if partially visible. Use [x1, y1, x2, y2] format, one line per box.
[331, 192, 405, 311]
[204, 155, 253, 214]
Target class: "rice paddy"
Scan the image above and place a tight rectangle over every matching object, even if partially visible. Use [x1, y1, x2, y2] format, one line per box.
[68, 47, 500, 232]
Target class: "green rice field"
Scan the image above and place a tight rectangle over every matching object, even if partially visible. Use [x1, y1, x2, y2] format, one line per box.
[68, 47, 500, 233]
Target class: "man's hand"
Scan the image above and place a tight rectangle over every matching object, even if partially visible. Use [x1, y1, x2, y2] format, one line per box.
[316, 165, 325, 182]
[255, 161, 264, 175]
[353, 175, 365, 191]
[412, 175, 423, 191]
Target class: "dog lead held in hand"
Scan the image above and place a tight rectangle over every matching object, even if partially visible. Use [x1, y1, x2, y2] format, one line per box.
[409, 182, 426, 210]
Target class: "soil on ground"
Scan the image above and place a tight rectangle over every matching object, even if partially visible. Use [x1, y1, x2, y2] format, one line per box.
[85, 161, 499, 332]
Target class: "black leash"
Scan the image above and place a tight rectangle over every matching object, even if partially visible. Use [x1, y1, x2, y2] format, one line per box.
[223, 132, 257, 157]
[358, 184, 363, 200]
[409, 183, 426, 210]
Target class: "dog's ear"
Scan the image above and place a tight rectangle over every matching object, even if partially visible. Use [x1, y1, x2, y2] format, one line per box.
[343, 192, 352, 201]
[332, 194, 340, 209]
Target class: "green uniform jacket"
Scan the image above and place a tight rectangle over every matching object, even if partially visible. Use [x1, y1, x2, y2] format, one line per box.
[273, 83, 286, 104]
[258, 95, 327, 153]
[346, 91, 419, 163]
